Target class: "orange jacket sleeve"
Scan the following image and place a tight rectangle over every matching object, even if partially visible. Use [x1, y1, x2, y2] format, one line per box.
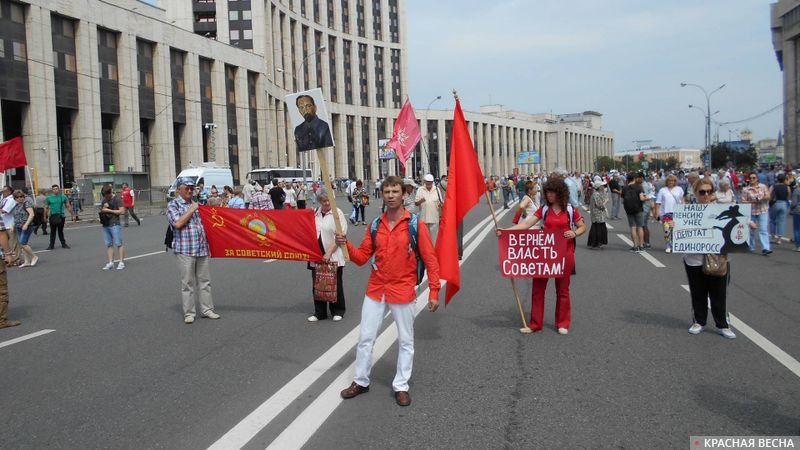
[345, 225, 375, 266]
[416, 219, 441, 300]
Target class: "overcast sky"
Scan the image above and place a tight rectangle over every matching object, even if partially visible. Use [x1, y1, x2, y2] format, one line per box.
[406, 0, 782, 153]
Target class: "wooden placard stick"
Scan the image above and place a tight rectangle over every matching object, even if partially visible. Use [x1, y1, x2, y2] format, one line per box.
[315, 147, 349, 260]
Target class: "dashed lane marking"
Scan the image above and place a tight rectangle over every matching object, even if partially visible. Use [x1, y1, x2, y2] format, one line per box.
[680, 285, 800, 379]
[616, 234, 666, 268]
[0, 329, 55, 350]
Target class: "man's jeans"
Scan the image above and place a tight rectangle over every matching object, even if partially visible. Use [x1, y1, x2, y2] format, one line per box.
[611, 193, 621, 219]
[749, 213, 771, 252]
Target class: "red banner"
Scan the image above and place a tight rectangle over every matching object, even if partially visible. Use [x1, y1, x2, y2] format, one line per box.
[198, 206, 322, 261]
[497, 230, 568, 278]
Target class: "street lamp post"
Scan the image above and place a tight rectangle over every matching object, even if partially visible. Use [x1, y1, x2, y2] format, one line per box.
[681, 82, 725, 169]
[277, 45, 327, 188]
[688, 104, 719, 168]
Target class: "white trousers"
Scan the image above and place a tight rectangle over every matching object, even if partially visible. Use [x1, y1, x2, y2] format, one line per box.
[176, 253, 214, 318]
[354, 296, 416, 392]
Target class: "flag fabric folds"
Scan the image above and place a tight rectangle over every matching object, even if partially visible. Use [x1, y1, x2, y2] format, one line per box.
[198, 206, 323, 261]
[0, 137, 28, 172]
[435, 99, 487, 305]
[385, 99, 421, 171]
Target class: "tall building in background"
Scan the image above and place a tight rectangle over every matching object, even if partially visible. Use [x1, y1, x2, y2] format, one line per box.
[771, 0, 800, 165]
[0, 0, 612, 195]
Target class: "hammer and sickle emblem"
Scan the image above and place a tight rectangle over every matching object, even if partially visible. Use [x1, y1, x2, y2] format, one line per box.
[210, 208, 225, 228]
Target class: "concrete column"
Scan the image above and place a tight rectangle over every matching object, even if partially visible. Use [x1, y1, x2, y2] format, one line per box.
[216, 1, 230, 45]
[74, 22, 103, 175]
[183, 53, 203, 166]
[436, 119, 446, 177]
[387, 116, 397, 176]
[22, 6, 59, 187]
[252, 0, 268, 57]
[293, 18, 303, 91]
[115, 33, 141, 172]
[368, 116, 379, 182]
[476, 122, 485, 175]
[335, 115, 348, 178]
[276, 103, 288, 166]
[255, 76, 270, 169]
[150, 42, 175, 186]
[282, 12, 292, 92]
[353, 116, 364, 180]
[366, 42, 376, 108]
[235, 68, 251, 180]
[210, 61, 229, 166]
[335, 37, 346, 106]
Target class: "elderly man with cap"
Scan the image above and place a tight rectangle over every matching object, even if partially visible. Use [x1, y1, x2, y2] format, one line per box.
[414, 174, 442, 233]
[167, 177, 220, 324]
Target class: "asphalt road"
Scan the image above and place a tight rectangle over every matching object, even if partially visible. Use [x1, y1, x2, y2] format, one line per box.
[1, 198, 798, 449]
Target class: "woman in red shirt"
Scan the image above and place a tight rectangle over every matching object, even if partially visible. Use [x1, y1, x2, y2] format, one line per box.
[499, 177, 586, 334]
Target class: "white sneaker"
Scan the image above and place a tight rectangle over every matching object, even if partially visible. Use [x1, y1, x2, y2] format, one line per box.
[184, 316, 195, 324]
[688, 323, 703, 334]
[557, 328, 569, 335]
[30, 255, 39, 267]
[332, 315, 343, 321]
[307, 315, 319, 322]
[665, 247, 672, 253]
[116, 262, 125, 270]
[102, 262, 114, 270]
[719, 328, 736, 339]
[203, 311, 220, 319]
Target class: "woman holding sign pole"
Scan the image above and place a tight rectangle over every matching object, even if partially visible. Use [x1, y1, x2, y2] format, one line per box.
[499, 177, 586, 335]
[684, 178, 735, 339]
[308, 189, 347, 322]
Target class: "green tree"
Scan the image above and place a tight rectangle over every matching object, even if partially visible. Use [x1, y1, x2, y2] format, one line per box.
[595, 155, 615, 171]
[710, 143, 758, 170]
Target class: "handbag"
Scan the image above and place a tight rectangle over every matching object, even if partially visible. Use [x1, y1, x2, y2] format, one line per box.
[702, 254, 728, 277]
[362, 194, 370, 206]
[313, 261, 339, 302]
[49, 214, 63, 226]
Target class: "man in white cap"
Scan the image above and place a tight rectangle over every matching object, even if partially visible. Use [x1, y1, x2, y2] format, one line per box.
[415, 174, 442, 233]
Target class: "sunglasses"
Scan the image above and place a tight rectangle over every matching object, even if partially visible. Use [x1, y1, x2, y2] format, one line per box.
[697, 189, 713, 195]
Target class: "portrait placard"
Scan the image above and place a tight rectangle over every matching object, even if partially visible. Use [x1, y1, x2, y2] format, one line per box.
[285, 88, 335, 151]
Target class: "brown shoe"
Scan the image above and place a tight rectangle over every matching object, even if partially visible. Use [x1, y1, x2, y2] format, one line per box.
[0, 320, 21, 329]
[395, 390, 411, 406]
[340, 382, 369, 399]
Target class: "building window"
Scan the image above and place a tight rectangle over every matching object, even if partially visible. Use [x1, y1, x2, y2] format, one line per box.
[12, 41, 25, 62]
[356, 0, 365, 37]
[388, 0, 399, 43]
[328, 35, 337, 102]
[230, 29, 240, 40]
[0, 39, 4, 58]
[63, 20, 75, 38]
[390, 48, 401, 107]
[9, 2, 23, 23]
[242, 29, 252, 39]
[358, 43, 368, 106]
[341, 0, 349, 33]
[229, 10, 238, 20]
[327, 0, 334, 27]
[242, 10, 252, 20]
[372, 0, 382, 40]
[313, 0, 320, 23]
[374, 46, 384, 107]
[343, 39, 353, 104]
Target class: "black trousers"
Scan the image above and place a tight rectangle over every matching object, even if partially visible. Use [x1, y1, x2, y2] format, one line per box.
[33, 207, 47, 234]
[48, 215, 67, 247]
[684, 263, 729, 328]
[311, 265, 345, 319]
[297, 200, 306, 209]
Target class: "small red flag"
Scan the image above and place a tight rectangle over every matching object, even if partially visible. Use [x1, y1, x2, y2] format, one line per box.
[0, 137, 27, 172]
[385, 99, 421, 171]
[435, 99, 486, 305]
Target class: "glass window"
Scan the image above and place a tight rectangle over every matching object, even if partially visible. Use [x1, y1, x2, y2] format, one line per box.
[63, 20, 74, 38]
[229, 10, 238, 20]
[144, 72, 154, 88]
[176, 79, 185, 95]
[12, 41, 26, 62]
[106, 32, 117, 48]
[10, 3, 24, 23]
[242, 10, 252, 20]
[110, 63, 118, 80]
[230, 29, 240, 40]
[242, 29, 252, 39]
[65, 53, 76, 72]
[0, 39, 5, 59]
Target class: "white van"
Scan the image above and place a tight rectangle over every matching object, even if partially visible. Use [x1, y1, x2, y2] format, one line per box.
[168, 164, 234, 198]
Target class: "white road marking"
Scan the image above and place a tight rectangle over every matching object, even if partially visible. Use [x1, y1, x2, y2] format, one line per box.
[680, 285, 800, 378]
[0, 329, 55, 350]
[65, 224, 102, 230]
[33, 249, 51, 254]
[264, 207, 514, 450]
[616, 234, 666, 267]
[114, 250, 167, 262]
[262, 259, 277, 263]
[208, 206, 513, 450]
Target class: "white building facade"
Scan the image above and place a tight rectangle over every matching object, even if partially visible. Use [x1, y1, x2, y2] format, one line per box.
[0, 0, 613, 190]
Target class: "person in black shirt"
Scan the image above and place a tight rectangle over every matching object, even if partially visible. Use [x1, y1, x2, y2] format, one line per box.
[770, 172, 791, 243]
[268, 180, 286, 210]
[608, 174, 621, 220]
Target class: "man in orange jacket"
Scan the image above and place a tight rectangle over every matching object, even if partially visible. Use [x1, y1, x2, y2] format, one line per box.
[336, 175, 440, 407]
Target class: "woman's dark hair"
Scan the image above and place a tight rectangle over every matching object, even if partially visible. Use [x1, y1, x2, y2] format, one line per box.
[542, 177, 569, 210]
[777, 173, 786, 183]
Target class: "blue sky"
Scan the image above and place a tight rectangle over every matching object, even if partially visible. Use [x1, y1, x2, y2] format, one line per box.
[406, 0, 782, 153]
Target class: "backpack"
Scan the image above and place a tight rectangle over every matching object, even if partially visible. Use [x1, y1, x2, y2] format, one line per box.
[541, 204, 576, 232]
[622, 185, 643, 214]
[164, 224, 174, 251]
[369, 213, 426, 285]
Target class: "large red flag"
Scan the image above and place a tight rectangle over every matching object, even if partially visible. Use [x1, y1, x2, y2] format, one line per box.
[385, 99, 421, 171]
[435, 98, 486, 304]
[0, 137, 28, 171]
[198, 206, 323, 261]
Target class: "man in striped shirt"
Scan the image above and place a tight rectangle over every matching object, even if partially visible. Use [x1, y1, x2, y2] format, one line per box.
[167, 177, 220, 324]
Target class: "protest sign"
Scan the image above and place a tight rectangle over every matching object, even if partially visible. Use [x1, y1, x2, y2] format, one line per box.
[378, 139, 395, 160]
[672, 203, 751, 254]
[498, 230, 568, 278]
[516, 151, 540, 165]
[198, 206, 323, 261]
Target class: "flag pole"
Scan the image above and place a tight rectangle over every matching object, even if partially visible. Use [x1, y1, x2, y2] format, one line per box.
[485, 190, 532, 334]
[315, 147, 349, 260]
